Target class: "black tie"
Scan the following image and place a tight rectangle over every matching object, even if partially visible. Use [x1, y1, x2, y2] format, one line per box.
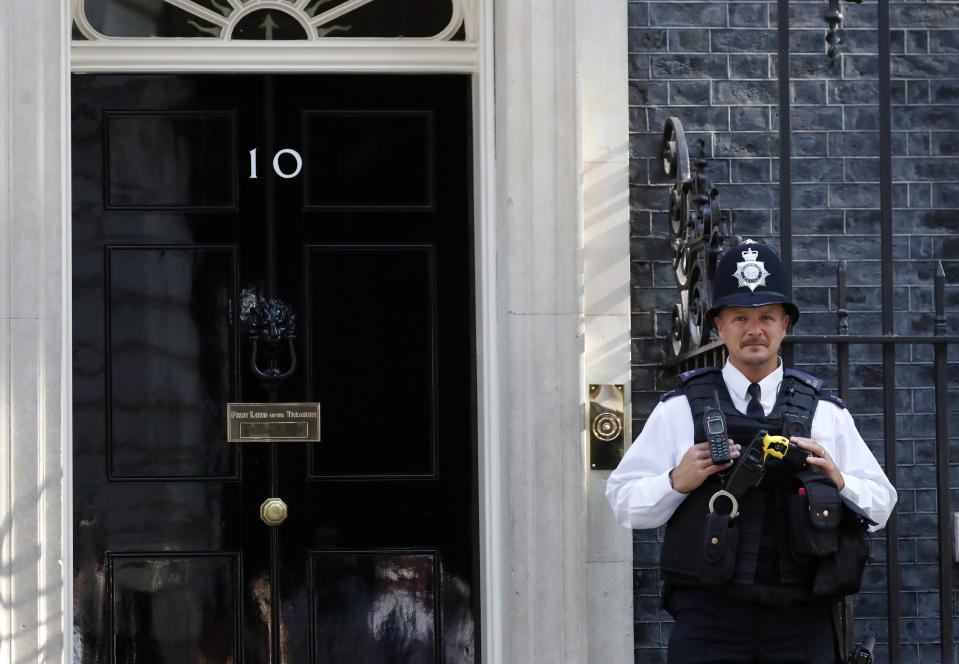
[746, 383, 764, 418]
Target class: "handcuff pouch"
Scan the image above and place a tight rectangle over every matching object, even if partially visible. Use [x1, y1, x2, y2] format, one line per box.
[696, 511, 737, 584]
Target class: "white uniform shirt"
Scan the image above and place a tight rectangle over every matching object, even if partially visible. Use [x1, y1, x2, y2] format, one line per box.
[606, 361, 898, 531]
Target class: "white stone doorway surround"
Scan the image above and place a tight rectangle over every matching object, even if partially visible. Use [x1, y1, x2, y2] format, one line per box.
[0, 1, 631, 661]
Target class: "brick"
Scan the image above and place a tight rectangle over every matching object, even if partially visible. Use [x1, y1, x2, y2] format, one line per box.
[731, 106, 769, 131]
[908, 184, 931, 209]
[894, 55, 959, 78]
[789, 29, 826, 55]
[793, 183, 829, 208]
[711, 28, 776, 53]
[891, 4, 959, 29]
[891, 80, 907, 107]
[631, 184, 669, 211]
[714, 131, 778, 157]
[631, 133, 664, 160]
[651, 54, 727, 79]
[790, 157, 844, 183]
[730, 158, 771, 183]
[895, 105, 959, 131]
[628, 2, 648, 27]
[843, 55, 880, 79]
[630, 107, 648, 133]
[790, 81, 826, 106]
[909, 132, 931, 156]
[728, 3, 767, 28]
[905, 31, 929, 55]
[667, 29, 709, 53]
[791, 132, 828, 157]
[894, 157, 959, 182]
[900, 616, 941, 643]
[717, 183, 779, 208]
[841, 29, 881, 54]
[631, 260, 654, 287]
[629, 55, 652, 82]
[630, 28, 668, 52]
[649, 3, 727, 28]
[630, 157, 650, 185]
[793, 209, 844, 234]
[790, 106, 843, 130]
[829, 131, 879, 157]
[712, 80, 778, 105]
[781, 2, 838, 28]
[828, 80, 880, 105]
[729, 54, 769, 79]
[929, 30, 959, 54]
[930, 80, 959, 104]
[785, 54, 844, 79]
[930, 132, 959, 156]
[830, 183, 881, 208]
[648, 105, 729, 132]
[932, 183, 959, 209]
[634, 648, 667, 664]
[845, 106, 879, 130]
[668, 80, 710, 105]
[845, 158, 880, 183]
[632, 313, 655, 337]
[729, 209, 772, 236]
[905, 80, 929, 107]
[792, 235, 829, 260]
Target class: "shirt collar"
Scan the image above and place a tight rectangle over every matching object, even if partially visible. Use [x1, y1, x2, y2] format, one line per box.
[722, 359, 783, 408]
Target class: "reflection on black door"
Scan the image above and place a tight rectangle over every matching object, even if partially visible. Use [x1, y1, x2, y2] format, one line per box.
[72, 74, 476, 663]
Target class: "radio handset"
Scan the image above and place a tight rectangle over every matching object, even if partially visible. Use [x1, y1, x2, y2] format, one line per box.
[703, 391, 731, 464]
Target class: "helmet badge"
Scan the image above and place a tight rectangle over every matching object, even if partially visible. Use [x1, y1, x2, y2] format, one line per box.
[733, 244, 771, 292]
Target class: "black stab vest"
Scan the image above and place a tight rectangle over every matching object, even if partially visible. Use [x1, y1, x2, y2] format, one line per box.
[660, 367, 828, 607]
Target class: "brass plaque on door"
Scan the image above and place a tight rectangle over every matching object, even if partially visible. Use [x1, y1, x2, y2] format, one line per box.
[227, 403, 321, 442]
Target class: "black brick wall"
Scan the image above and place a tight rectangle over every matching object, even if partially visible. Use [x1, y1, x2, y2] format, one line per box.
[628, 1, 959, 662]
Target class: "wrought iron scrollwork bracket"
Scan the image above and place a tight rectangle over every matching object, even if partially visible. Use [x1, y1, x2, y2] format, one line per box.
[247, 297, 298, 392]
[662, 117, 731, 358]
[825, 0, 863, 59]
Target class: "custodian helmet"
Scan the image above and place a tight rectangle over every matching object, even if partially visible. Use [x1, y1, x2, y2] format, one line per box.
[706, 240, 799, 327]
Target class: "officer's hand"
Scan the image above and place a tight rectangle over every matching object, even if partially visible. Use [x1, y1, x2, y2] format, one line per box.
[791, 437, 845, 490]
[668, 441, 741, 494]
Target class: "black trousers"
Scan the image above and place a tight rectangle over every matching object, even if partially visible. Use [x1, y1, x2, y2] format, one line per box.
[666, 588, 838, 664]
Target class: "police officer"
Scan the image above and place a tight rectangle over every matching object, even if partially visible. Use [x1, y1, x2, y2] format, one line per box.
[606, 240, 896, 663]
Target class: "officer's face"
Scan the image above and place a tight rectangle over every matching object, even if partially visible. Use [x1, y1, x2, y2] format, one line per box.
[714, 304, 789, 379]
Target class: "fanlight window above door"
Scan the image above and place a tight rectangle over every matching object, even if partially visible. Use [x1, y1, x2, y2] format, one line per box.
[72, 0, 471, 41]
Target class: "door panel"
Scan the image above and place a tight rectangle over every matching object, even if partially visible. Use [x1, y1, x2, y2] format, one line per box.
[73, 73, 476, 664]
[106, 246, 237, 479]
[305, 245, 436, 478]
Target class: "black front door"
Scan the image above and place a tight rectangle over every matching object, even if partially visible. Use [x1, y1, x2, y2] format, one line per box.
[72, 74, 476, 664]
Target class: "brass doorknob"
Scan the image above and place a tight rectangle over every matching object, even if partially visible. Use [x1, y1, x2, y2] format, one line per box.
[260, 497, 288, 526]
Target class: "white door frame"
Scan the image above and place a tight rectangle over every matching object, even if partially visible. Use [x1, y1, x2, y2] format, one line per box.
[0, 1, 632, 661]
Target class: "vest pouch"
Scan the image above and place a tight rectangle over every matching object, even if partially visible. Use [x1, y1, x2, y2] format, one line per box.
[696, 511, 737, 584]
[788, 472, 840, 559]
[813, 497, 875, 597]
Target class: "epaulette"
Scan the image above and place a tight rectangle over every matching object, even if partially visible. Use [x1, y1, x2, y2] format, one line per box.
[783, 368, 823, 392]
[820, 393, 847, 409]
[677, 366, 721, 384]
[659, 388, 683, 402]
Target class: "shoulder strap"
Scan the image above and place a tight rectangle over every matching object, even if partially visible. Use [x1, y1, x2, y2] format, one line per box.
[821, 393, 847, 409]
[678, 366, 721, 385]
[660, 388, 684, 403]
[778, 370, 823, 439]
[784, 368, 823, 392]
